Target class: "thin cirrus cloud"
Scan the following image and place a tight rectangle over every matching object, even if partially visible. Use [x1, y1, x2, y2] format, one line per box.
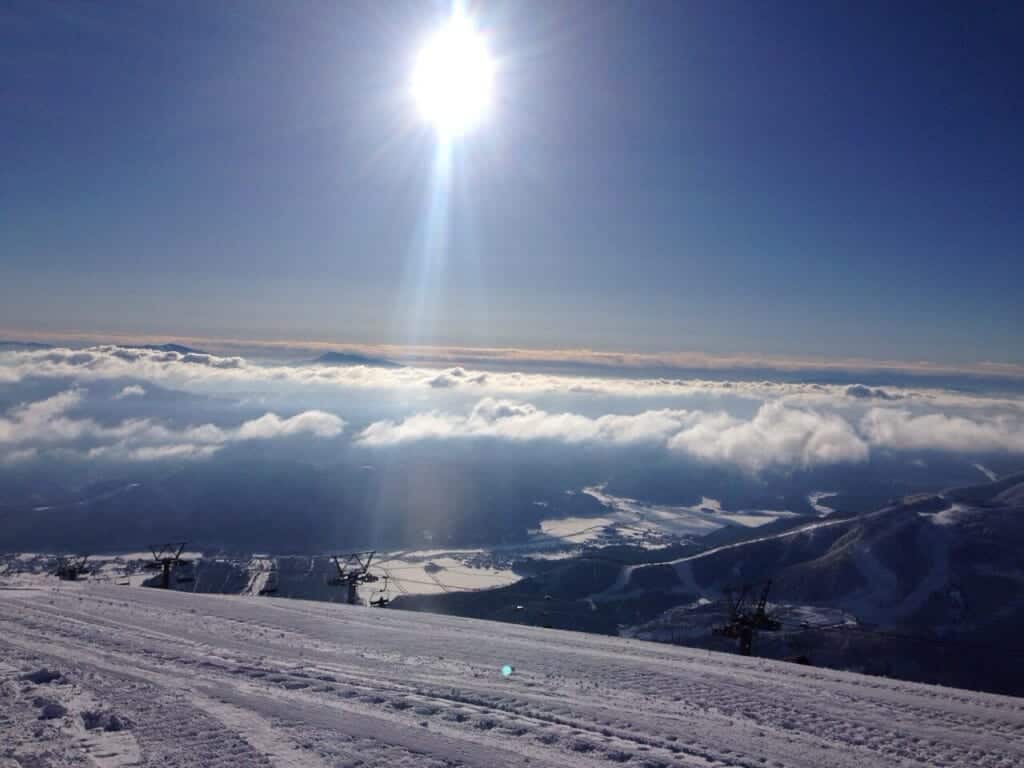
[0, 389, 345, 463]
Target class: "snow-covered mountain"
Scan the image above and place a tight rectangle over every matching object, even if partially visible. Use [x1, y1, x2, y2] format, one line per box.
[2, 583, 1023, 767]
[571, 473, 1024, 693]
[606, 472, 1023, 619]
[390, 473, 1024, 696]
[4, 473, 1022, 698]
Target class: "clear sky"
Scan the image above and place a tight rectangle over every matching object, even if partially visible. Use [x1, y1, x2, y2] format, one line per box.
[2, 1, 1022, 365]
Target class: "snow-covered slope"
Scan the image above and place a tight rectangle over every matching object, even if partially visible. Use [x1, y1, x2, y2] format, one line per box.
[2, 585, 1022, 767]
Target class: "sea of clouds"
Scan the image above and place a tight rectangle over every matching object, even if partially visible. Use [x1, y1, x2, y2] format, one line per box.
[2, 345, 1023, 471]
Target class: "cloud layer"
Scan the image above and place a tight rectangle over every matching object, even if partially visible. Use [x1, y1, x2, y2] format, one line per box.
[667, 402, 869, 472]
[3, 345, 1023, 413]
[358, 399, 872, 472]
[357, 397, 1024, 473]
[359, 398, 693, 447]
[0, 389, 345, 463]
[860, 408, 1024, 454]
[5, 330, 1024, 378]
[2, 345, 1023, 470]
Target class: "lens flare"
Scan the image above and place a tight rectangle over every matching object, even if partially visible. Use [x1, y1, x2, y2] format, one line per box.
[411, 15, 495, 137]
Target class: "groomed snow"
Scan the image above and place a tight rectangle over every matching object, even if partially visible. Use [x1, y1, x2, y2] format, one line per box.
[2, 584, 1023, 767]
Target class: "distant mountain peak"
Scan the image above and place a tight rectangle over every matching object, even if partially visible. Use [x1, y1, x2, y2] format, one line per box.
[313, 351, 402, 368]
[0, 340, 54, 351]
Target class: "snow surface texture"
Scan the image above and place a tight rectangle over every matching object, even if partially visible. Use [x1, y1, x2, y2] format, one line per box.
[2, 585, 1023, 768]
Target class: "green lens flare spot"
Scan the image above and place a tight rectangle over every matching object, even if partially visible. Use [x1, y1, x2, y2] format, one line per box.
[501, 665, 513, 677]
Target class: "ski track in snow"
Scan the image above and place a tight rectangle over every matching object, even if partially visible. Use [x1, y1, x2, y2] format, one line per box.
[2, 585, 1023, 767]
[973, 464, 998, 482]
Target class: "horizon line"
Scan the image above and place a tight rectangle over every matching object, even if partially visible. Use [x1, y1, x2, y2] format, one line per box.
[2, 327, 1023, 380]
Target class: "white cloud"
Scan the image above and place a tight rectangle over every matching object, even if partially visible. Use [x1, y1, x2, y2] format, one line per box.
[2, 345, 1024, 416]
[0, 389, 90, 445]
[114, 384, 146, 399]
[0, 389, 345, 462]
[360, 399, 871, 473]
[0, 447, 38, 464]
[357, 394, 1024, 470]
[860, 408, 1024, 454]
[233, 411, 345, 440]
[667, 402, 870, 472]
[6, 331, 1024, 377]
[358, 397, 693, 447]
[4, 346, 1024, 469]
[89, 443, 221, 462]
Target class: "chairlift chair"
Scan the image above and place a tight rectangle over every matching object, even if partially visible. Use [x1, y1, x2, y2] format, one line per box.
[369, 574, 390, 607]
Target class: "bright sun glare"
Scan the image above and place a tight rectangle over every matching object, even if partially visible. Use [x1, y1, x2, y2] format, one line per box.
[412, 16, 495, 137]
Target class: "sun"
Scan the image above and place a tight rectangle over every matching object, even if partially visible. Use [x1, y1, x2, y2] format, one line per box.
[411, 16, 495, 138]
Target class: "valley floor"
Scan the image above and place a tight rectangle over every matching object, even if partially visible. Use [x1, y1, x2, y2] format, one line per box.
[1, 584, 1022, 768]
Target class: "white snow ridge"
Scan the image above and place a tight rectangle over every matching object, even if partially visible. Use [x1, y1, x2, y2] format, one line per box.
[2, 585, 1023, 767]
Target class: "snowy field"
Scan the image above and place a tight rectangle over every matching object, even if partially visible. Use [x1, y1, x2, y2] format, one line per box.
[373, 550, 521, 596]
[538, 486, 800, 549]
[2, 585, 1023, 767]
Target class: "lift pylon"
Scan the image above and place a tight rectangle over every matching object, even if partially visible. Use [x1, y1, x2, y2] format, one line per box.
[55, 554, 90, 581]
[713, 579, 781, 655]
[328, 551, 379, 605]
[144, 542, 192, 589]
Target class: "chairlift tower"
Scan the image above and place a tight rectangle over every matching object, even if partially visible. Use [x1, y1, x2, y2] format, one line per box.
[713, 579, 782, 656]
[328, 551, 379, 605]
[55, 554, 90, 581]
[144, 542, 192, 589]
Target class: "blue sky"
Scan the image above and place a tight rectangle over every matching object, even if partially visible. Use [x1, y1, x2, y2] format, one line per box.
[2, 1, 1022, 365]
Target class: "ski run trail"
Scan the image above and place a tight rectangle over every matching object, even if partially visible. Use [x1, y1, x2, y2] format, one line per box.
[1, 584, 1022, 768]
